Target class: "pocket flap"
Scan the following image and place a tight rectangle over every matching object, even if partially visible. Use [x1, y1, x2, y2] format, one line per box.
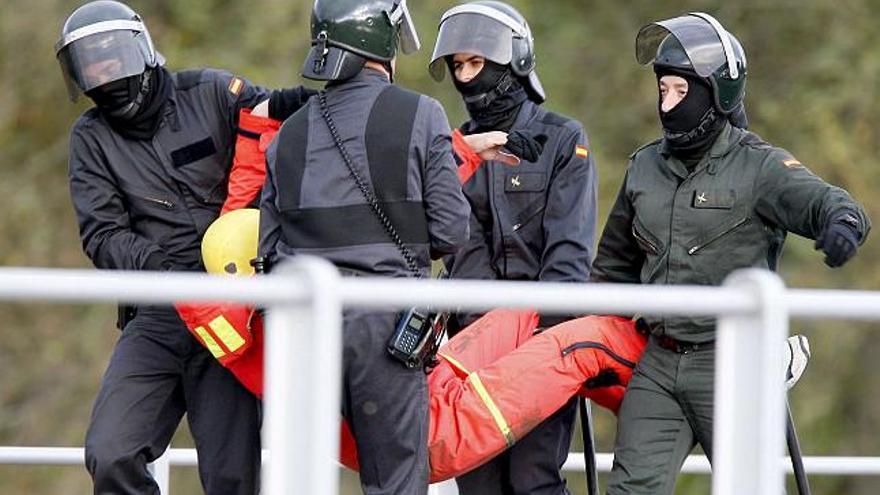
[505, 172, 546, 192]
[692, 189, 736, 209]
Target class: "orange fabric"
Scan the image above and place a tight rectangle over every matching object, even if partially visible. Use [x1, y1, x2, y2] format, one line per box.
[221, 109, 281, 214]
[452, 128, 484, 184]
[175, 302, 264, 398]
[339, 310, 648, 482]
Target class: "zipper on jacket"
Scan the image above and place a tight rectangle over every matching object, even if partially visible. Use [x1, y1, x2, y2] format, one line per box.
[632, 223, 659, 255]
[688, 217, 750, 255]
[560, 341, 637, 369]
[512, 204, 546, 232]
[141, 196, 175, 210]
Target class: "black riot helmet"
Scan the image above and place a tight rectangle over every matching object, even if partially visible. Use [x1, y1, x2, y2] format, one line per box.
[430, 1, 545, 104]
[636, 12, 746, 115]
[55, 0, 164, 107]
[301, 0, 421, 82]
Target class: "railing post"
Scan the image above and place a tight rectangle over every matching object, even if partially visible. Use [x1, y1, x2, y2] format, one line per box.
[713, 269, 788, 495]
[263, 257, 342, 495]
[147, 449, 170, 495]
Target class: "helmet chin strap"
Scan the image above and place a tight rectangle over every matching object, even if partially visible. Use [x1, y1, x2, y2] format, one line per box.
[107, 69, 152, 120]
[460, 70, 517, 111]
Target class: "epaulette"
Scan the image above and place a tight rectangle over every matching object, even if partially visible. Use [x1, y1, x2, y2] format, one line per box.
[738, 131, 772, 150]
[174, 69, 206, 90]
[629, 138, 663, 159]
[540, 111, 569, 128]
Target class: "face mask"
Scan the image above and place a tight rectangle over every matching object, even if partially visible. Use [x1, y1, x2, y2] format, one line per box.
[658, 75, 713, 132]
[450, 59, 527, 131]
[86, 74, 145, 119]
[86, 68, 171, 140]
[657, 72, 725, 157]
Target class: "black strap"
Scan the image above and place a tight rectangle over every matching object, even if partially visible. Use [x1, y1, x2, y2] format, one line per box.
[365, 86, 421, 201]
[275, 106, 311, 211]
[317, 89, 423, 277]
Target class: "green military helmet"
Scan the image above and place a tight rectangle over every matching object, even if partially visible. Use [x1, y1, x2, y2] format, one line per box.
[636, 12, 746, 114]
[301, 0, 421, 81]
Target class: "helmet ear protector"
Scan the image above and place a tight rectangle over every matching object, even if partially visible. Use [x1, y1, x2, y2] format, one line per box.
[509, 16, 534, 77]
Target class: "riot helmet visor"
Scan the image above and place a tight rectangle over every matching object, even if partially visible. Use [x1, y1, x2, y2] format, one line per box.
[636, 13, 739, 79]
[390, 0, 421, 55]
[429, 9, 524, 81]
[56, 21, 150, 101]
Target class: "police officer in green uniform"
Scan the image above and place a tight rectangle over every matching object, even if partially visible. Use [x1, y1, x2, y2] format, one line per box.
[592, 13, 871, 494]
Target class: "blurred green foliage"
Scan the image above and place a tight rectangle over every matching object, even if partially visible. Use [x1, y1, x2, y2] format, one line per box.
[1, 0, 878, 493]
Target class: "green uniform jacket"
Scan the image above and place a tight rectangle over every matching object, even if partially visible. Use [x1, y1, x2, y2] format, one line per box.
[592, 123, 870, 342]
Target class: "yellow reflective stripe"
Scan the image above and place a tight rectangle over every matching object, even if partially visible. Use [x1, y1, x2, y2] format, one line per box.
[438, 352, 471, 375]
[208, 315, 247, 352]
[467, 373, 515, 447]
[195, 326, 226, 359]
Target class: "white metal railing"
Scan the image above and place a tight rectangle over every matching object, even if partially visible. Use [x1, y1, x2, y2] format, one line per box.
[2, 259, 880, 494]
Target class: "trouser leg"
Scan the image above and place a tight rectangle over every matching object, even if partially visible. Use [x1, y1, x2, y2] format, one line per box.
[606, 343, 695, 495]
[507, 397, 578, 495]
[84, 310, 187, 495]
[343, 310, 429, 495]
[678, 347, 716, 462]
[456, 453, 509, 495]
[183, 330, 262, 495]
[456, 398, 577, 495]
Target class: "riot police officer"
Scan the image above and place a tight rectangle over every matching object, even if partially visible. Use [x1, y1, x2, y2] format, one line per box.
[593, 13, 871, 494]
[258, 0, 470, 493]
[430, 2, 598, 493]
[56, 1, 312, 493]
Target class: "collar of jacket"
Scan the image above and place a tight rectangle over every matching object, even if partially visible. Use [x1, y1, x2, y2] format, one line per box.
[326, 67, 391, 93]
[461, 99, 538, 135]
[659, 122, 746, 179]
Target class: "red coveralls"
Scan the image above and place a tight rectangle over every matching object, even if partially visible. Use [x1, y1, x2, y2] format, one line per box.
[175, 111, 648, 481]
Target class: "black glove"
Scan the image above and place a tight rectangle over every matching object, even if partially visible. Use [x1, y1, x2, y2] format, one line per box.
[269, 86, 319, 121]
[503, 130, 548, 162]
[815, 211, 862, 268]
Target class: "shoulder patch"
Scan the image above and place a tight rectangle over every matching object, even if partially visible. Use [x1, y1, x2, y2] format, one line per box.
[575, 144, 590, 159]
[782, 157, 804, 169]
[228, 77, 245, 96]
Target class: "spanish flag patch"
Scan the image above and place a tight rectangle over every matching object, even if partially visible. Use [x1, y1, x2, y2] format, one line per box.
[228, 77, 244, 96]
[783, 158, 803, 169]
[575, 145, 589, 159]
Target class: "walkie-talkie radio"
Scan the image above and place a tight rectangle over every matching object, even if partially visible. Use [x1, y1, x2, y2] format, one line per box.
[388, 308, 447, 370]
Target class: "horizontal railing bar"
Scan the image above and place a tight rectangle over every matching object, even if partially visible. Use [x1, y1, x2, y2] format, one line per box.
[562, 453, 880, 476]
[4, 268, 880, 322]
[0, 268, 307, 306]
[2, 448, 878, 476]
[787, 290, 880, 320]
[338, 278, 759, 316]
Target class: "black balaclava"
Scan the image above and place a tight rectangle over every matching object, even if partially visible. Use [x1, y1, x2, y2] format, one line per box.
[656, 68, 726, 165]
[86, 67, 172, 140]
[450, 59, 528, 132]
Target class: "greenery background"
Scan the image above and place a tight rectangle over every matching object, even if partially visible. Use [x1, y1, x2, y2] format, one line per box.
[1, 0, 878, 493]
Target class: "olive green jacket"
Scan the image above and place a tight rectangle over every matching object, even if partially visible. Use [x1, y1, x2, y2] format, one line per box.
[592, 123, 870, 342]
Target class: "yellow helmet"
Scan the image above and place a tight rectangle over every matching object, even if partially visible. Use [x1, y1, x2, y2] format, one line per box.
[201, 208, 260, 277]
